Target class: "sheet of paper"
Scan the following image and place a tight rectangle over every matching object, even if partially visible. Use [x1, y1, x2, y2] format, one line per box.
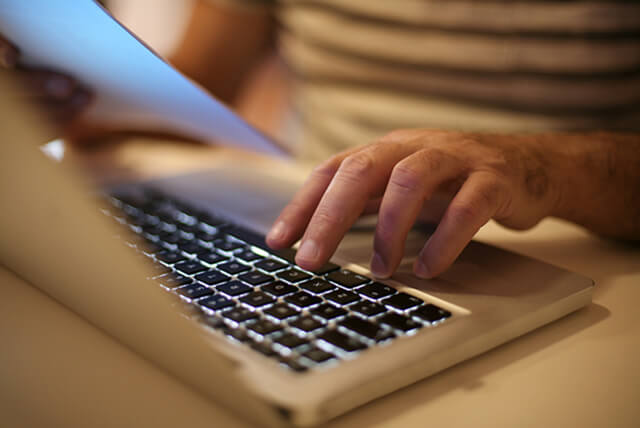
[0, 0, 287, 156]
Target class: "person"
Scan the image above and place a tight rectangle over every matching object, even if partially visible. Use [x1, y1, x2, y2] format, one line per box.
[1, 0, 639, 280]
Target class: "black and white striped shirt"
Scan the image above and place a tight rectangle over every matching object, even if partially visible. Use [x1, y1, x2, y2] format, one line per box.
[215, 0, 640, 161]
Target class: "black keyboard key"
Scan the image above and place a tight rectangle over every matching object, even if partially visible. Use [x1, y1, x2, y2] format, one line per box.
[178, 241, 207, 255]
[375, 330, 396, 343]
[339, 316, 383, 340]
[264, 303, 300, 320]
[143, 225, 164, 237]
[156, 251, 187, 264]
[194, 270, 229, 286]
[198, 212, 226, 228]
[299, 279, 336, 295]
[311, 304, 347, 320]
[240, 291, 276, 308]
[223, 327, 250, 343]
[236, 248, 263, 262]
[325, 289, 360, 306]
[255, 259, 288, 272]
[350, 300, 387, 317]
[280, 358, 308, 373]
[285, 292, 322, 308]
[176, 284, 214, 299]
[261, 281, 298, 297]
[217, 280, 253, 296]
[200, 314, 225, 329]
[196, 230, 222, 242]
[273, 248, 339, 276]
[216, 240, 244, 253]
[248, 319, 282, 336]
[358, 282, 396, 300]
[224, 225, 266, 248]
[312, 262, 341, 276]
[198, 252, 228, 266]
[176, 223, 200, 235]
[149, 263, 171, 278]
[218, 261, 251, 275]
[326, 270, 369, 289]
[159, 232, 181, 245]
[174, 260, 208, 275]
[303, 347, 334, 363]
[379, 313, 422, 332]
[251, 341, 277, 357]
[277, 268, 312, 283]
[199, 295, 235, 311]
[238, 271, 273, 286]
[275, 333, 308, 349]
[160, 274, 193, 288]
[289, 316, 324, 333]
[382, 292, 423, 311]
[317, 330, 367, 353]
[223, 307, 259, 323]
[270, 247, 297, 264]
[411, 304, 452, 323]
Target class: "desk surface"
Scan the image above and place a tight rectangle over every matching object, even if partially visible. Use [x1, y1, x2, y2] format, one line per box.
[2, 140, 639, 428]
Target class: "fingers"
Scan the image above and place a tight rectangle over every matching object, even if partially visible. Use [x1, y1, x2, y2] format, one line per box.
[371, 148, 466, 277]
[0, 34, 18, 68]
[266, 157, 343, 249]
[0, 33, 91, 125]
[414, 172, 506, 278]
[42, 91, 91, 123]
[290, 143, 416, 270]
[18, 70, 77, 99]
[293, 151, 387, 269]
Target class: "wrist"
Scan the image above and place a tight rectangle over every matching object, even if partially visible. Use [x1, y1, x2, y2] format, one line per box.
[539, 132, 610, 225]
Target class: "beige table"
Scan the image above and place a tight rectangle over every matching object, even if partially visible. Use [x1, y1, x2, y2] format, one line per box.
[2, 140, 639, 428]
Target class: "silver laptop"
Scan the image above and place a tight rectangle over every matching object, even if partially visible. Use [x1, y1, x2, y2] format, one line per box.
[0, 74, 594, 426]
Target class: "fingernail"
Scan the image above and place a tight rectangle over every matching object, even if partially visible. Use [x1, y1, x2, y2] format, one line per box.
[370, 252, 388, 278]
[0, 45, 18, 68]
[46, 76, 73, 98]
[414, 259, 431, 279]
[296, 239, 319, 263]
[267, 221, 286, 244]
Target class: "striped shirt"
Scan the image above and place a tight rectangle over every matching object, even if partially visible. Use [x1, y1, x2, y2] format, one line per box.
[214, 0, 640, 161]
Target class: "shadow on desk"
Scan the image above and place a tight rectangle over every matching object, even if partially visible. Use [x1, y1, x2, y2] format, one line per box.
[325, 303, 609, 427]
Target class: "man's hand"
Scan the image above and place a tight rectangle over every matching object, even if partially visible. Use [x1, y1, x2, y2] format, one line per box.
[266, 129, 565, 279]
[0, 34, 91, 135]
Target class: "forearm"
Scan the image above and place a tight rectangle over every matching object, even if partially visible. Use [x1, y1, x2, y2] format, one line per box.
[169, 0, 274, 103]
[545, 131, 640, 240]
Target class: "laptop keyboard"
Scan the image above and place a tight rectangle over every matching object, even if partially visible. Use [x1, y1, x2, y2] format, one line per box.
[103, 189, 452, 373]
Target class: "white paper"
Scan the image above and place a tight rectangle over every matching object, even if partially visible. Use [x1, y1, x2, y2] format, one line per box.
[0, 0, 286, 156]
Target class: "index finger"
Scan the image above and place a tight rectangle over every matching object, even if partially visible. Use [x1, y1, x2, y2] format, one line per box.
[265, 147, 360, 250]
[293, 143, 420, 271]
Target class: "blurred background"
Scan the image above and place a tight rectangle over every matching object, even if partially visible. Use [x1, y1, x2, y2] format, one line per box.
[108, 0, 193, 58]
[107, 0, 292, 147]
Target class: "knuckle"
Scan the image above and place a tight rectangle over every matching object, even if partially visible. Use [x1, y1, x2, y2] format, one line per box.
[414, 147, 447, 173]
[378, 128, 410, 144]
[312, 207, 344, 230]
[448, 202, 479, 224]
[389, 162, 423, 193]
[476, 178, 503, 208]
[338, 152, 376, 182]
[311, 157, 340, 180]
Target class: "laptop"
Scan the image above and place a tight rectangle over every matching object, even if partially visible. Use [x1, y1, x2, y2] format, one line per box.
[0, 75, 594, 425]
